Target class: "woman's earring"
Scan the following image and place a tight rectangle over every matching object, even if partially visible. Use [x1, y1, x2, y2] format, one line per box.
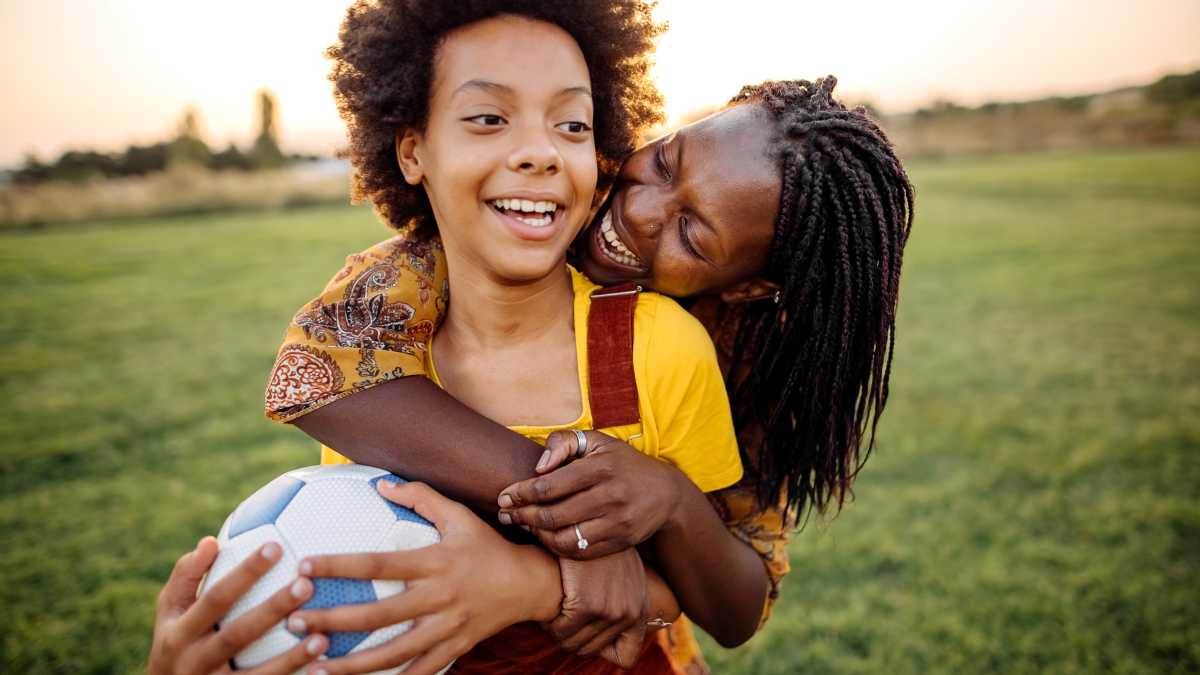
[773, 289, 781, 305]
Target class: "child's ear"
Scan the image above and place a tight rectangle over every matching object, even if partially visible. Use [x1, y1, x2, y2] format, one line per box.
[719, 277, 780, 305]
[395, 130, 424, 185]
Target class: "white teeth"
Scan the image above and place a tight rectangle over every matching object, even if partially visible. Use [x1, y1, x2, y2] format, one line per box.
[491, 199, 559, 215]
[596, 209, 642, 266]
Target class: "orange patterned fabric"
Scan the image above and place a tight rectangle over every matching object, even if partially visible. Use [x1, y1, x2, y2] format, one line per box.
[264, 234, 792, 672]
[264, 234, 448, 423]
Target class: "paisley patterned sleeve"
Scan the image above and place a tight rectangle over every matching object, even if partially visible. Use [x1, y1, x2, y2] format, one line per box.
[264, 233, 449, 423]
[707, 483, 793, 630]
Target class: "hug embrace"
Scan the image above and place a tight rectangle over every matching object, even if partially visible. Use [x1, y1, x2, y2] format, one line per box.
[149, 2, 913, 674]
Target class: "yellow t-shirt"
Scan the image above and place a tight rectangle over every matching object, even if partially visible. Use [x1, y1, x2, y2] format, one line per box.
[322, 266, 742, 493]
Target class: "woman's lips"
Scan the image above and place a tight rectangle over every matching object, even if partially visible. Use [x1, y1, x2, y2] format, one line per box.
[593, 208, 646, 270]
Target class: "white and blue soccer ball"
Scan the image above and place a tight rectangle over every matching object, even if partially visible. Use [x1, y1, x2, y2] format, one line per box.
[199, 464, 442, 673]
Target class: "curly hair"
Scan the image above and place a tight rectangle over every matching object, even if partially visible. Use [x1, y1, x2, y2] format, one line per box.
[726, 77, 915, 522]
[328, 0, 665, 239]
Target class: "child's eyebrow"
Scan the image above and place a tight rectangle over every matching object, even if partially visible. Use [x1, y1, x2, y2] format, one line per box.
[452, 79, 591, 101]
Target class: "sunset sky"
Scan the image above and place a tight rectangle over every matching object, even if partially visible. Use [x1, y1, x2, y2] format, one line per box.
[2, 0, 1198, 167]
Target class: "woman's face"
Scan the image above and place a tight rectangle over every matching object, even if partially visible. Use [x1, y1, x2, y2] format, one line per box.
[397, 14, 597, 284]
[577, 104, 781, 298]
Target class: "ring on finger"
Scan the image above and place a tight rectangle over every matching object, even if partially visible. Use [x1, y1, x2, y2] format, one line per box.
[571, 429, 588, 459]
[574, 523, 589, 551]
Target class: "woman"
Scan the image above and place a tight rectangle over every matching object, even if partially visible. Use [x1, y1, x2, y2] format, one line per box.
[152, 13, 915, 675]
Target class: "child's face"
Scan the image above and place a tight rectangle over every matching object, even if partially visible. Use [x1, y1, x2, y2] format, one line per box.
[397, 14, 597, 283]
[578, 104, 782, 298]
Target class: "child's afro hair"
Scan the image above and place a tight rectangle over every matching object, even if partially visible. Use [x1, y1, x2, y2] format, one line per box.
[328, 0, 665, 238]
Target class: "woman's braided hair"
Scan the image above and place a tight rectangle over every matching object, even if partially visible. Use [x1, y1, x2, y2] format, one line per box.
[727, 77, 914, 522]
[328, 0, 664, 239]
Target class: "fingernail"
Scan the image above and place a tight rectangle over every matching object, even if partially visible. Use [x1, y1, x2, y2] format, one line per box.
[261, 543, 280, 561]
[290, 615, 307, 632]
[291, 578, 311, 599]
[376, 479, 397, 492]
[299, 560, 313, 575]
[306, 635, 326, 655]
[312, 667, 329, 675]
[498, 494, 513, 508]
[536, 450, 550, 469]
[498, 512, 512, 525]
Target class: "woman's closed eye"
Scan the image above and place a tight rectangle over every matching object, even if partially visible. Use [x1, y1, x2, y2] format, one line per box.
[654, 141, 672, 181]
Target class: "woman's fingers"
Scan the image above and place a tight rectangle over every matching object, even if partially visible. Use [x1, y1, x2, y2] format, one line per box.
[299, 548, 439, 582]
[538, 430, 584, 473]
[578, 619, 635, 657]
[177, 541, 283, 638]
[241, 634, 328, 675]
[306, 614, 457, 675]
[196, 576, 315, 670]
[288, 581, 443, 634]
[499, 488, 606, 532]
[531, 519, 622, 560]
[498, 459, 603, 509]
[600, 625, 647, 669]
[553, 618, 608, 653]
[157, 536, 220, 620]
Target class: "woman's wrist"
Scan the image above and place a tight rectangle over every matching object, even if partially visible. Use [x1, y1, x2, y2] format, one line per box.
[506, 544, 563, 623]
[657, 468, 699, 538]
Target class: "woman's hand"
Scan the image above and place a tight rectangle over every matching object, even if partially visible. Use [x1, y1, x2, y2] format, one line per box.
[547, 549, 649, 668]
[148, 537, 328, 675]
[286, 480, 562, 675]
[497, 430, 687, 559]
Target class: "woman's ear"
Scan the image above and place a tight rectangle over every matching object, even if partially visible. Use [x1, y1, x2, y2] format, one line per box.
[395, 130, 424, 185]
[719, 277, 780, 304]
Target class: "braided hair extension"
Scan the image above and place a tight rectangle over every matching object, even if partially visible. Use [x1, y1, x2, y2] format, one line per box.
[726, 77, 914, 523]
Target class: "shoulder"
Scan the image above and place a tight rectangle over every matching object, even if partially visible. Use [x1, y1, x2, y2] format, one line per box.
[324, 231, 446, 293]
[634, 291, 719, 364]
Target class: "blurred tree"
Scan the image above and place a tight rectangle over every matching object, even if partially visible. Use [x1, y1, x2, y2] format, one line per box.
[249, 89, 285, 170]
[122, 143, 170, 176]
[167, 107, 212, 168]
[1147, 70, 1200, 105]
[210, 143, 253, 171]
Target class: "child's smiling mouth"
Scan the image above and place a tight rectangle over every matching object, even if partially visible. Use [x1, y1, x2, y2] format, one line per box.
[487, 195, 567, 241]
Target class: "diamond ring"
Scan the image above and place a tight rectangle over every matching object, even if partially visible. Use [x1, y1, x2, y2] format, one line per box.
[574, 523, 589, 551]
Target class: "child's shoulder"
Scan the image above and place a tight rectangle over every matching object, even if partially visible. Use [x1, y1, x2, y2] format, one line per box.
[634, 290, 715, 354]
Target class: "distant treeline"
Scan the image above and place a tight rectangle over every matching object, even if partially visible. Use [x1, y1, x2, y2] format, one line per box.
[8, 89, 321, 185]
[886, 70, 1200, 158]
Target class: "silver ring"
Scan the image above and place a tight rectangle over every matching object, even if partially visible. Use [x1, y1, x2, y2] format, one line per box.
[571, 429, 588, 459]
[574, 523, 589, 551]
[646, 618, 672, 628]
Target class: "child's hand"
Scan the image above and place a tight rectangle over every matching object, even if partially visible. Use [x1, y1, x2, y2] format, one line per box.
[287, 481, 562, 675]
[148, 537, 327, 675]
[498, 430, 687, 559]
[545, 549, 649, 668]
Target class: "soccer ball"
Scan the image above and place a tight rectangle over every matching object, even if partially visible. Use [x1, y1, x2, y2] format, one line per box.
[199, 464, 441, 673]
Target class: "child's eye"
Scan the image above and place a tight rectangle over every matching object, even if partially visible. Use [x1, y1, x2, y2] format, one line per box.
[556, 121, 592, 134]
[464, 114, 506, 127]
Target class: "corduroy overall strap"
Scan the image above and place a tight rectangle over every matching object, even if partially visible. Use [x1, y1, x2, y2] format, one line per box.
[586, 283, 642, 429]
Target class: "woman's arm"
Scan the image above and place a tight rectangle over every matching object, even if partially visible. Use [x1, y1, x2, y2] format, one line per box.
[498, 431, 771, 647]
[293, 376, 544, 514]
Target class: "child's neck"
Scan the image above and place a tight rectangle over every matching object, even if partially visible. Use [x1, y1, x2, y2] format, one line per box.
[438, 262, 575, 350]
[432, 259, 582, 428]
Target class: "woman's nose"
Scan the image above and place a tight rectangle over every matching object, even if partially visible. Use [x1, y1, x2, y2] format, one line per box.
[508, 124, 561, 175]
[621, 184, 667, 239]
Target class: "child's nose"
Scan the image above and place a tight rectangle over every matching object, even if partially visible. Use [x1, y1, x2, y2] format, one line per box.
[509, 124, 561, 175]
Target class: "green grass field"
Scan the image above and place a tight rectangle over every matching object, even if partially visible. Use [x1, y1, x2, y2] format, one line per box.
[2, 147, 1197, 674]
